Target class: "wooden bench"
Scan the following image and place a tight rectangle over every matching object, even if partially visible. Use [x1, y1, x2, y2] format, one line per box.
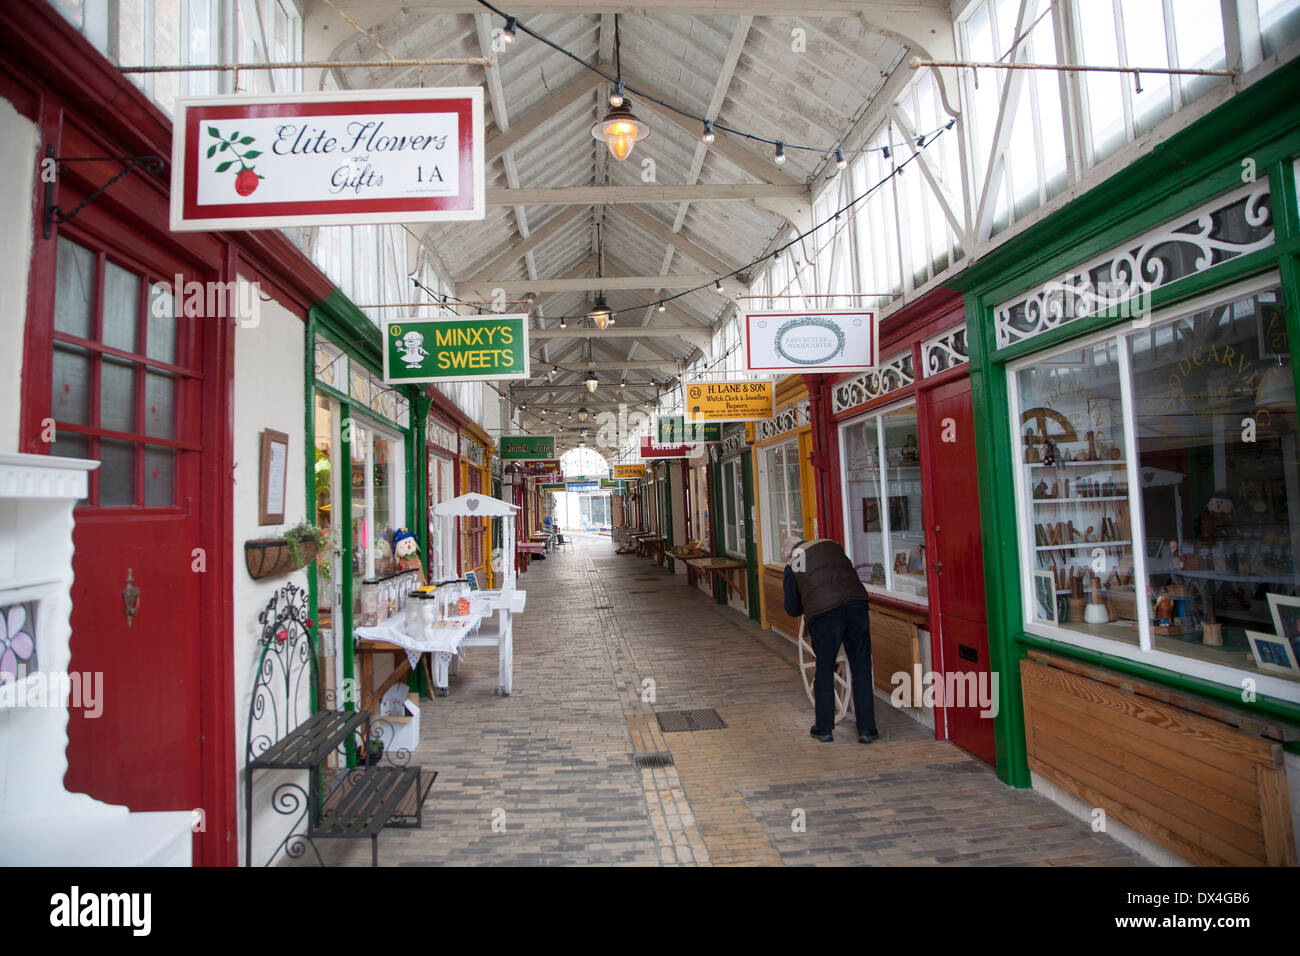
[244, 583, 436, 867]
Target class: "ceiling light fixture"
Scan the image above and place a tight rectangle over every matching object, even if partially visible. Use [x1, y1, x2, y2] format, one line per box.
[774, 141, 786, 165]
[701, 120, 715, 144]
[502, 16, 517, 44]
[714, 279, 724, 292]
[835, 149, 847, 169]
[591, 15, 649, 161]
[585, 370, 599, 394]
[559, 315, 567, 329]
[657, 300, 666, 312]
[589, 295, 612, 329]
[578, 407, 589, 422]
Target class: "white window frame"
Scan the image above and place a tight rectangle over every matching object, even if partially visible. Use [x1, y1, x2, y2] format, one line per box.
[1005, 270, 1298, 703]
[837, 397, 929, 607]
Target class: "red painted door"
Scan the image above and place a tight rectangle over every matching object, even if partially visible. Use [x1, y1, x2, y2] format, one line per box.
[924, 378, 996, 766]
[46, 233, 205, 834]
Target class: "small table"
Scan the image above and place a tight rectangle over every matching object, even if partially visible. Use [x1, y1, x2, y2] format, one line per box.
[639, 535, 668, 565]
[516, 539, 546, 571]
[686, 556, 748, 604]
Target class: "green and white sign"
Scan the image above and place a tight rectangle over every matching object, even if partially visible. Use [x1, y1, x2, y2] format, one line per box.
[540, 483, 565, 491]
[383, 314, 529, 383]
[499, 435, 555, 460]
[657, 415, 722, 444]
[599, 478, 626, 490]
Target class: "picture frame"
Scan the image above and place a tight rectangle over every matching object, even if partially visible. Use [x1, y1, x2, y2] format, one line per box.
[1266, 593, 1300, 647]
[1245, 630, 1300, 675]
[892, 549, 910, 578]
[259, 429, 290, 526]
[863, 498, 881, 533]
[1032, 569, 1059, 624]
[888, 495, 909, 531]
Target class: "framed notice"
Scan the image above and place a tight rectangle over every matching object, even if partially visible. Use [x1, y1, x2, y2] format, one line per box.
[744, 310, 877, 374]
[259, 429, 289, 526]
[170, 87, 485, 231]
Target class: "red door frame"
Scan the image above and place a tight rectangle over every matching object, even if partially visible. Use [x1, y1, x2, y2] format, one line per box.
[810, 286, 994, 761]
[4, 0, 338, 864]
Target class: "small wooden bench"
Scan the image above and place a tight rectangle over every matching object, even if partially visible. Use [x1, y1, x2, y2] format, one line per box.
[245, 583, 435, 867]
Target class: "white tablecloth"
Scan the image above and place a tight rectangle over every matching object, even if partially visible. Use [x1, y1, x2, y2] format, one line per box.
[355, 612, 484, 666]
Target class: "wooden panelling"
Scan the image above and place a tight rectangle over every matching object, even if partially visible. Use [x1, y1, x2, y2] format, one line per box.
[1021, 658, 1296, 867]
[870, 607, 920, 703]
[763, 566, 798, 638]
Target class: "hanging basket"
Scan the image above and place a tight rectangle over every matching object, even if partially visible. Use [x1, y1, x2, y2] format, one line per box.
[245, 536, 319, 580]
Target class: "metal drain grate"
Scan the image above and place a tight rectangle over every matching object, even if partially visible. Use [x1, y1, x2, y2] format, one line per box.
[655, 709, 727, 733]
[632, 752, 674, 769]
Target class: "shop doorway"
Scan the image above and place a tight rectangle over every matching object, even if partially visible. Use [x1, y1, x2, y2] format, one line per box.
[42, 235, 206, 845]
[924, 378, 996, 766]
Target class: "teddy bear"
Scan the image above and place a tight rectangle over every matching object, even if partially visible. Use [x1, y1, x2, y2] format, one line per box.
[392, 527, 425, 584]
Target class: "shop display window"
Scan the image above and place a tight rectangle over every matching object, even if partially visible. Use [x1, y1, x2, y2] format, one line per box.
[840, 401, 928, 604]
[721, 458, 745, 557]
[1011, 279, 1298, 690]
[761, 439, 804, 563]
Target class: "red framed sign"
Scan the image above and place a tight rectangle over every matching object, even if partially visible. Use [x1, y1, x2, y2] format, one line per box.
[170, 88, 485, 231]
[743, 309, 878, 374]
[639, 437, 690, 459]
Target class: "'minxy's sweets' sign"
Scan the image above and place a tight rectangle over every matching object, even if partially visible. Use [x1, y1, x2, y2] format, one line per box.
[170, 88, 484, 231]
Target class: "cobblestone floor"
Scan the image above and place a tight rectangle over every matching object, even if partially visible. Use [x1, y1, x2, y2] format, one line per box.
[311, 535, 1145, 867]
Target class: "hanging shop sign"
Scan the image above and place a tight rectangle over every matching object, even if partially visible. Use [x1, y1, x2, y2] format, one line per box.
[600, 478, 628, 491]
[540, 483, 566, 492]
[639, 437, 690, 458]
[656, 416, 722, 444]
[743, 310, 877, 374]
[566, 481, 599, 492]
[382, 315, 529, 383]
[612, 464, 645, 480]
[683, 380, 774, 422]
[499, 436, 556, 460]
[170, 88, 485, 230]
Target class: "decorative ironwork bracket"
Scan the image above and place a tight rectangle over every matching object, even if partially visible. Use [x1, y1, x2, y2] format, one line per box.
[42, 145, 165, 238]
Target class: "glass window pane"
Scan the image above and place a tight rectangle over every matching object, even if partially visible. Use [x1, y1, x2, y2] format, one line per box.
[1016, 341, 1132, 643]
[1128, 287, 1297, 684]
[315, 395, 336, 624]
[1122, 0, 1174, 135]
[843, 419, 886, 586]
[98, 438, 136, 507]
[1077, 0, 1127, 163]
[144, 370, 176, 439]
[51, 343, 91, 425]
[55, 237, 95, 339]
[883, 406, 927, 603]
[147, 283, 177, 364]
[50, 433, 90, 481]
[102, 260, 140, 353]
[144, 446, 174, 506]
[1171, 0, 1226, 103]
[1260, 0, 1300, 57]
[100, 357, 137, 433]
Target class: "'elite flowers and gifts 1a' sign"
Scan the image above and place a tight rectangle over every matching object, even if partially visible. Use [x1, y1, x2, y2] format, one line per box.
[382, 315, 528, 383]
[170, 88, 484, 230]
[499, 437, 556, 460]
[684, 380, 774, 422]
[744, 310, 877, 374]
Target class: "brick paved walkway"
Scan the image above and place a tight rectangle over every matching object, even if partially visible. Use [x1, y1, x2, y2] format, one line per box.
[312, 535, 1145, 866]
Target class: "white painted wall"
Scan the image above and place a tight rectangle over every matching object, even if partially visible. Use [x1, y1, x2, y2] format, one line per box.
[229, 280, 308, 866]
[0, 96, 37, 454]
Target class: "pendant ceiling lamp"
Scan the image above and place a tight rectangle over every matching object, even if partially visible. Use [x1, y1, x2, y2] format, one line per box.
[585, 370, 599, 393]
[591, 15, 649, 162]
[589, 222, 615, 329]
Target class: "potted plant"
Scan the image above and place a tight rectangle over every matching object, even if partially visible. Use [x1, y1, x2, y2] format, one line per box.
[245, 522, 329, 580]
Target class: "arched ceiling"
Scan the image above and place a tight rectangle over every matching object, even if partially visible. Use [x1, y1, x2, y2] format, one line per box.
[302, 1, 954, 436]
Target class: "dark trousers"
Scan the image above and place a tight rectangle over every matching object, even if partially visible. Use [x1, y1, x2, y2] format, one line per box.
[810, 601, 877, 734]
